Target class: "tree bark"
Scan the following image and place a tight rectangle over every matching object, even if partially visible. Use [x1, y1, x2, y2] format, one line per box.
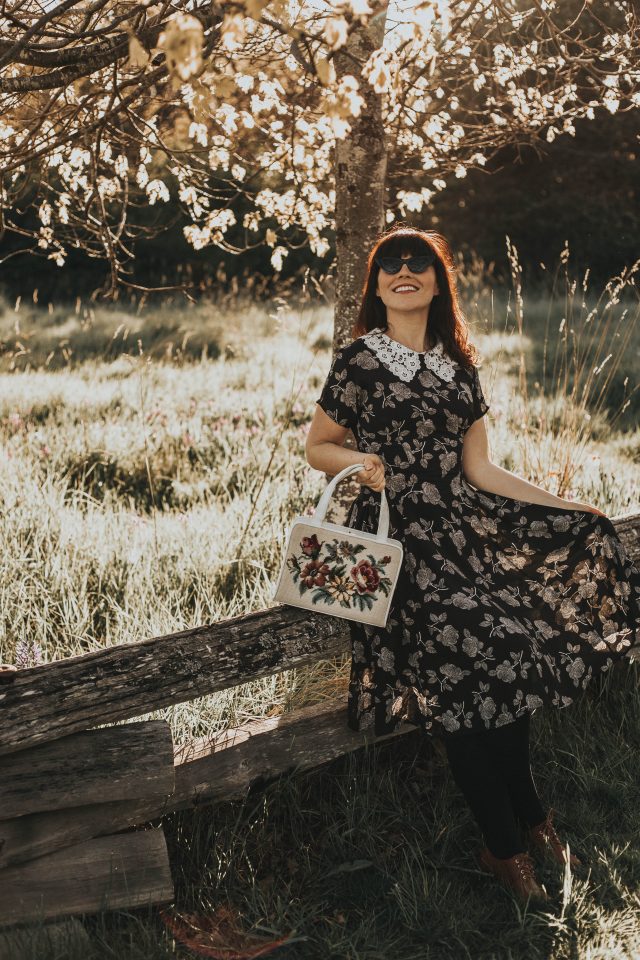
[333, 4, 389, 349]
[329, 3, 390, 522]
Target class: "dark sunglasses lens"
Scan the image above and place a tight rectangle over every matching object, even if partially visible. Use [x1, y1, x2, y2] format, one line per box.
[377, 257, 402, 273]
[377, 253, 435, 273]
[407, 256, 433, 272]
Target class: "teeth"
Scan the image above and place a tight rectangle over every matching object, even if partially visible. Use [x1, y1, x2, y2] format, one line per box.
[394, 285, 418, 292]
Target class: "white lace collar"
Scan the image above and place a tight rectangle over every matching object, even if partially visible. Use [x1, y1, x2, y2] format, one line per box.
[360, 326, 456, 383]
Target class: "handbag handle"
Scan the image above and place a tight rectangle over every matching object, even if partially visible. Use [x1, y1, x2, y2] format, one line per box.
[314, 462, 390, 540]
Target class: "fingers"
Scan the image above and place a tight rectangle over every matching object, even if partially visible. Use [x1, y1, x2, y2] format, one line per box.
[359, 459, 385, 491]
[367, 471, 385, 491]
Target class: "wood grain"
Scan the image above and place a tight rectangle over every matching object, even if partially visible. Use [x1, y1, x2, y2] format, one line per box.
[0, 829, 174, 929]
[0, 697, 415, 867]
[0, 605, 349, 756]
[0, 721, 174, 819]
[0, 918, 90, 959]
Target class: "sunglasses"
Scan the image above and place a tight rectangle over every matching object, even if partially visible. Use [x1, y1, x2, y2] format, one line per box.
[375, 252, 437, 274]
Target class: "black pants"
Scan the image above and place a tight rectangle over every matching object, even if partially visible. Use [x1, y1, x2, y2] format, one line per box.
[443, 712, 547, 859]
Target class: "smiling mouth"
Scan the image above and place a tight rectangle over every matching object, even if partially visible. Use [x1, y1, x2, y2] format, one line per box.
[392, 284, 419, 293]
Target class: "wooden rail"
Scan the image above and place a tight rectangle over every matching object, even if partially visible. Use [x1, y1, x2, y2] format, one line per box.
[0, 696, 411, 870]
[1, 832, 173, 927]
[0, 508, 638, 930]
[1, 508, 638, 759]
[0, 721, 174, 819]
[0, 607, 347, 756]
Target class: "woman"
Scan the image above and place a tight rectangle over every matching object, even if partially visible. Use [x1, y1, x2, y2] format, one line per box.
[305, 225, 640, 906]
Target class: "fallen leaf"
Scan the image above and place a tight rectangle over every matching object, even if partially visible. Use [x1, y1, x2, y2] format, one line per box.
[159, 905, 294, 959]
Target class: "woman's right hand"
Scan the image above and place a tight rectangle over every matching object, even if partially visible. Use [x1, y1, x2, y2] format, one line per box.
[355, 454, 386, 492]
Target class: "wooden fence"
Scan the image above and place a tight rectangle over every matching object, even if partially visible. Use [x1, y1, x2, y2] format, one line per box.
[1, 508, 639, 933]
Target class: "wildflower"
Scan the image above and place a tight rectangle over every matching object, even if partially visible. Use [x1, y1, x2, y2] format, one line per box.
[14, 639, 44, 669]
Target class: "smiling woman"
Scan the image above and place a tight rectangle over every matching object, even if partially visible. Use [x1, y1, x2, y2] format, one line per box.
[305, 223, 640, 904]
[309, 227, 640, 745]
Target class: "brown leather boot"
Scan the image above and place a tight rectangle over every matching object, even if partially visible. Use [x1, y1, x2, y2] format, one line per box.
[527, 807, 583, 870]
[477, 846, 549, 904]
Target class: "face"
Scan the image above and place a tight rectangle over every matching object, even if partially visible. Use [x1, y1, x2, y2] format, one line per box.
[375, 251, 439, 309]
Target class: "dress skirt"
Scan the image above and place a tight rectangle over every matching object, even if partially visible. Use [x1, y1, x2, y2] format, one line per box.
[315, 328, 640, 740]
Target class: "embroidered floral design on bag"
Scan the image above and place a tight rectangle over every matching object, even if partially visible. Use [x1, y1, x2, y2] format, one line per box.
[286, 532, 394, 613]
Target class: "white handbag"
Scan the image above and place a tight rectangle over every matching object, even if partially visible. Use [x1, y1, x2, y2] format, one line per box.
[273, 463, 404, 627]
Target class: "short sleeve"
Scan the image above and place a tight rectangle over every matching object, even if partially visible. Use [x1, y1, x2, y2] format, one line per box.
[315, 347, 359, 430]
[470, 365, 490, 422]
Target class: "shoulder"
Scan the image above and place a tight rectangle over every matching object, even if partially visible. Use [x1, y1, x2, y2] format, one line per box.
[320, 337, 382, 394]
[455, 351, 482, 375]
[336, 334, 372, 356]
[330, 335, 376, 372]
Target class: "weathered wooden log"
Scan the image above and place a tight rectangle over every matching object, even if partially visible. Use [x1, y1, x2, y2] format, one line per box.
[169, 694, 414, 811]
[0, 657, 632, 870]
[0, 918, 90, 959]
[0, 829, 174, 929]
[0, 697, 416, 867]
[0, 512, 638, 758]
[0, 721, 174, 820]
[0, 607, 348, 757]
[0, 794, 176, 870]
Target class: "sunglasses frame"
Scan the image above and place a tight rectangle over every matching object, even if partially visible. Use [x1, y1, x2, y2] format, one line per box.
[375, 252, 437, 275]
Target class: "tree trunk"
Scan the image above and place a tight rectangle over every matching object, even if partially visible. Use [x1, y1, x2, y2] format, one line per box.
[329, 2, 390, 522]
[333, 3, 389, 348]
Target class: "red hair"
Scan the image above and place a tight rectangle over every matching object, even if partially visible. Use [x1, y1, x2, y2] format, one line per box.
[353, 224, 482, 369]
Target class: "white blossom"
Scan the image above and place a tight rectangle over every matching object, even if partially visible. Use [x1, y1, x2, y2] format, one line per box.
[136, 164, 149, 188]
[220, 14, 246, 51]
[603, 90, 620, 114]
[324, 16, 348, 50]
[271, 245, 288, 271]
[188, 122, 208, 146]
[146, 179, 170, 204]
[38, 201, 52, 226]
[114, 154, 129, 177]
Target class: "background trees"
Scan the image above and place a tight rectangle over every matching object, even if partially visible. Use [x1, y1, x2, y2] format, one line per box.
[1, 0, 638, 331]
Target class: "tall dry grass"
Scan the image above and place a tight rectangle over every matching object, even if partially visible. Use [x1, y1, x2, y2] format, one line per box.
[1, 246, 639, 958]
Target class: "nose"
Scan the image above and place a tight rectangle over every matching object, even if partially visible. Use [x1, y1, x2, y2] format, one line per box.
[395, 267, 417, 281]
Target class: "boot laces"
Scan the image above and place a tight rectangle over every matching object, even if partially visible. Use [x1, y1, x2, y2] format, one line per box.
[513, 852, 536, 881]
[536, 808, 564, 849]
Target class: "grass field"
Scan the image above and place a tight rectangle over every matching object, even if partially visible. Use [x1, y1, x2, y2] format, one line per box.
[1, 257, 639, 958]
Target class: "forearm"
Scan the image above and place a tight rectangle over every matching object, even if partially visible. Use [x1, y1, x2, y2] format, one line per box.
[305, 441, 364, 477]
[464, 461, 571, 509]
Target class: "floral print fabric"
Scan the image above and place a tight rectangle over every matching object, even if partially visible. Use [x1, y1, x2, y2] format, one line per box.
[315, 331, 640, 740]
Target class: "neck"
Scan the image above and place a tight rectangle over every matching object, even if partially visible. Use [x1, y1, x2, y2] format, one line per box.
[384, 310, 433, 351]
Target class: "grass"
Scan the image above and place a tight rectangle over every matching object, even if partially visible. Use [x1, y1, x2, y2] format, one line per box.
[1, 248, 639, 957]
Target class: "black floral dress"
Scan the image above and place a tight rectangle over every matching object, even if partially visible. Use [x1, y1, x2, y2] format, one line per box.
[315, 327, 640, 740]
